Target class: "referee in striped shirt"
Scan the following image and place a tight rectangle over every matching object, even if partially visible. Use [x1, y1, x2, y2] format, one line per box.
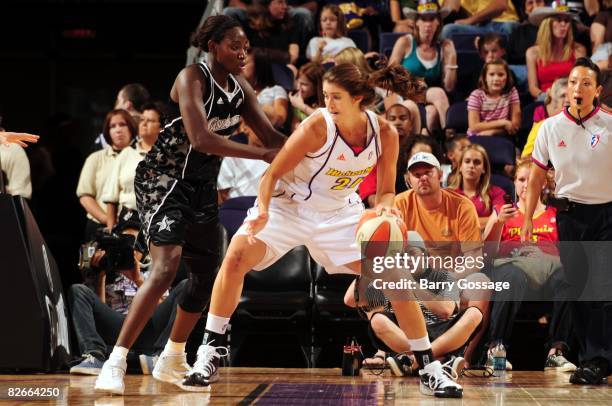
[521, 58, 612, 385]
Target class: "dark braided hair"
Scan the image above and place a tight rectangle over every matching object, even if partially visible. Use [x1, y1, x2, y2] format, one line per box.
[191, 15, 242, 52]
[369, 64, 425, 101]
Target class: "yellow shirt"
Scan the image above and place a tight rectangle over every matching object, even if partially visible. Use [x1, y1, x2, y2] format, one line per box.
[441, 0, 519, 23]
[521, 120, 543, 158]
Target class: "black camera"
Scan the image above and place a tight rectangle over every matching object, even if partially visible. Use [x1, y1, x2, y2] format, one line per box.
[78, 230, 135, 276]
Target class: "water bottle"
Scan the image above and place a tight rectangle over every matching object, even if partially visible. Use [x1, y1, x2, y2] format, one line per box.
[492, 343, 507, 378]
[342, 338, 362, 376]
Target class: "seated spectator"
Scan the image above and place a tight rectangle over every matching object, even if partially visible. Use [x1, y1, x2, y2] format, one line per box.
[389, 0, 457, 130]
[448, 144, 505, 228]
[306, 4, 356, 63]
[441, 133, 470, 187]
[358, 103, 416, 207]
[0, 135, 32, 199]
[217, 126, 269, 204]
[77, 110, 136, 241]
[467, 59, 521, 137]
[526, 4, 587, 100]
[439, 0, 520, 40]
[507, 0, 546, 90]
[590, 1, 612, 71]
[533, 76, 568, 122]
[243, 48, 289, 129]
[289, 62, 325, 130]
[483, 158, 576, 372]
[242, 0, 301, 66]
[345, 233, 482, 375]
[393, 152, 491, 364]
[224, 0, 314, 55]
[68, 247, 187, 375]
[94, 84, 150, 151]
[326, 0, 393, 50]
[522, 77, 569, 158]
[389, 0, 417, 33]
[471, 33, 520, 91]
[101, 102, 166, 233]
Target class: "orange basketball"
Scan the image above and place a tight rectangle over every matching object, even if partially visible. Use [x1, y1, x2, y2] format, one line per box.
[356, 210, 407, 260]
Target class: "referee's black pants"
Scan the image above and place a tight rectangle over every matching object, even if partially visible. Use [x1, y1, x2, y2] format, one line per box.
[557, 201, 612, 370]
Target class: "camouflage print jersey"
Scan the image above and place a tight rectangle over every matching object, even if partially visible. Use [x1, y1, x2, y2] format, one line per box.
[135, 62, 244, 245]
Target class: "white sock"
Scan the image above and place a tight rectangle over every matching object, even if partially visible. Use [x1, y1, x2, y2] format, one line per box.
[108, 346, 129, 362]
[407, 336, 431, 352]
[163, 339, 186, 355]
[205, 313, 230, 334]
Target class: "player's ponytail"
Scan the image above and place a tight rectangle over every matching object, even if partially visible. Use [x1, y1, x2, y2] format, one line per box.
[368, 64, 425, 101]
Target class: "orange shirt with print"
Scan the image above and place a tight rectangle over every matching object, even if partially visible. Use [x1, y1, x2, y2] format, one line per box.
[394, 189, 483, 259]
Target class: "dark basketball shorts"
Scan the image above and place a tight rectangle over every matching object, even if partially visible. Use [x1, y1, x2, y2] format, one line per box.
[135, 172, 220, 257]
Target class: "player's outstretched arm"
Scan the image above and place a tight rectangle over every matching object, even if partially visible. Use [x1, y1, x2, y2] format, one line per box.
[374, 116, 399, 210]
[235, 75, 287, 149]
[0, 132, 39, 147]
[172, 66, 275, 161]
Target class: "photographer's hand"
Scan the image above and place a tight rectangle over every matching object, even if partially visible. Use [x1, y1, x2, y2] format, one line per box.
[120, 251, 144, 287]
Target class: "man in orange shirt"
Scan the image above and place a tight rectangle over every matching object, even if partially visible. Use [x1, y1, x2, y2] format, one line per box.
[394, 152, 490, 364]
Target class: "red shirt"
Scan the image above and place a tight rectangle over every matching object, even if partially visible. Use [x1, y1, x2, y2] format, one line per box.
[358, 163, 377, 201]
[536, 56, 575, 92]
[453, 185, 505, 217]
[496, 204, 559, 257]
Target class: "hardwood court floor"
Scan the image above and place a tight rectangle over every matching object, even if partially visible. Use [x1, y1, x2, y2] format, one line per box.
[0, 368, 611, 405]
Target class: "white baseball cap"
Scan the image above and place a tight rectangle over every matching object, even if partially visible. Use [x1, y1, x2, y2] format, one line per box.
[407, 152, 441, 171]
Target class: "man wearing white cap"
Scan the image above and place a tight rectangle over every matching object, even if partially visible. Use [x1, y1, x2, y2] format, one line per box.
[394, 152, 490, 364]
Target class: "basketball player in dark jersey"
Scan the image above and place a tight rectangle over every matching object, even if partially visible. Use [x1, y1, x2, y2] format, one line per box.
[95, 15, 285, 394]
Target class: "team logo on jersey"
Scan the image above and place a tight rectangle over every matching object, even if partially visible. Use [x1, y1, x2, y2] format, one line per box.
[157, 215, 175, 232]
[235, 98, 243, 109]
[208, 115, 241, 132]
[557, 140, 566, 147]
[217, 98, 224, 105]
[368, 151, 373, 160]
[337, 153, 346, 161]
[590, 133, 601, 149]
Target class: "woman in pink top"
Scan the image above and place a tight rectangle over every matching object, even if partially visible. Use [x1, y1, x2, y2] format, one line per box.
[448, 144, 505, 230]
[526, 3, 586, 100]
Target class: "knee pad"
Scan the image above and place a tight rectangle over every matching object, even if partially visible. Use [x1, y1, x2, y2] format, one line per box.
[178, 255, 218, 313]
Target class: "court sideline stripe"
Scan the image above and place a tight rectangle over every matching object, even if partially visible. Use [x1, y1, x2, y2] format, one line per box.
[238, 382, 269, 405]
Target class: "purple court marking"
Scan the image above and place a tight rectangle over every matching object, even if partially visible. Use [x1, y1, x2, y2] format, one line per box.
[255, 382, 377, 405]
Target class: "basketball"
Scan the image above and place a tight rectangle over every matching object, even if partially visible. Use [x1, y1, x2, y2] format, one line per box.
[355, 210, 407, 259]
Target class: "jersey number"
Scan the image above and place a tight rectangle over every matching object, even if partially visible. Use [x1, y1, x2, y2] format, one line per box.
[331, 177, 365, 190]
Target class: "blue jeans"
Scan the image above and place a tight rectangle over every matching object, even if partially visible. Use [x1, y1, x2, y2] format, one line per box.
[440, 21, 519, 41]
[68, 279, 187, 360]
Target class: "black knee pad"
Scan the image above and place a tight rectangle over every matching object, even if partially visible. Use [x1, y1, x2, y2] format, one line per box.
[178, 254, 219, 313]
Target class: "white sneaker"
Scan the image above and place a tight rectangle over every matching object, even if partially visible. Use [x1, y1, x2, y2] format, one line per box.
[179, 344, 228, 392]
[152, 352, 190, 384]
[419, 360, 463, 398]
[94, 357, 127, 395]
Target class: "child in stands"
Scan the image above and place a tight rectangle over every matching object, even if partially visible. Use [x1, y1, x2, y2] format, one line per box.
[467, 59, 521, 137]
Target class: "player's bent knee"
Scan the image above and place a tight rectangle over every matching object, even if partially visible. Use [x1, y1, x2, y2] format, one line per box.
[370, 313, 392, 336]
[464, 306, 483, 326]
[179, 273, 215, 313]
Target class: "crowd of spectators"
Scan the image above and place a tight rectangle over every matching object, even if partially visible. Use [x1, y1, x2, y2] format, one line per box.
[2, 0, 611, 376]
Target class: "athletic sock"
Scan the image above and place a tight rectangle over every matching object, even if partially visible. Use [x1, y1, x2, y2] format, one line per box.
[163, 339, 186, 356]
[108, 346, 129, 363]
[408, 336, 433, 369]
[203, 313, 230, 347]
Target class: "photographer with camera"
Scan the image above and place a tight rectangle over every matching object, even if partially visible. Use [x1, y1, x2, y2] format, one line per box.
[68, 229, 187, 375]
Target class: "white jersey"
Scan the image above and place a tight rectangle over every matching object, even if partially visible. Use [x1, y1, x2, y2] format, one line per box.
[532, 106, 612, 204]
[276, 108, 381, 211]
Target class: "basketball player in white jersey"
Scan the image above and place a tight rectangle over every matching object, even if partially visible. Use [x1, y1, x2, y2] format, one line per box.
[181, 63, 463, 398]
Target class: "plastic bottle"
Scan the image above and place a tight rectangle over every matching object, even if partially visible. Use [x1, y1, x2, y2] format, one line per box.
[492, 343, 507, 378]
